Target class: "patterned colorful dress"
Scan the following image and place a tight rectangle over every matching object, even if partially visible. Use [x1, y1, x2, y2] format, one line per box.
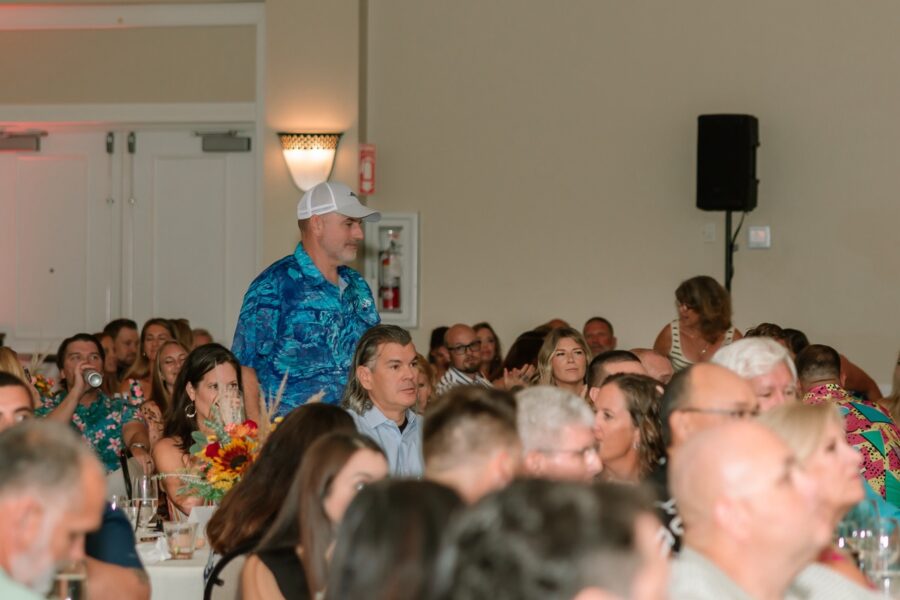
[125, 378, 164, 447]
[36, 390, 143, 473]
[804, 383, 900, 506]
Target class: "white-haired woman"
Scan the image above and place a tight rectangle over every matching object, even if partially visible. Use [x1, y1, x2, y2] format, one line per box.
[711, 337, 798, 411]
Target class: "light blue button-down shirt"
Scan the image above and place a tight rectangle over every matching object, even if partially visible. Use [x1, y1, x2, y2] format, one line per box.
[348, 405, 423, 477]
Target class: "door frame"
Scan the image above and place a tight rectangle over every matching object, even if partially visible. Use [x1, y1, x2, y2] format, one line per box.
[0, 2, 265, 270]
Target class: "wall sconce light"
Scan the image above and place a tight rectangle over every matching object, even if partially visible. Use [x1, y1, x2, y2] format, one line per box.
[278, 132, 342, 191]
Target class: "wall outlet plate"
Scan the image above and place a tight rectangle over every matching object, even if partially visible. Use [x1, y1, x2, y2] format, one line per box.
[748, 225, 771, 249]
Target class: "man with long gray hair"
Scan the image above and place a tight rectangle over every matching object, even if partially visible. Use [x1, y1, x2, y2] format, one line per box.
[516, 386, 601, 482]
[0, 420, 106, 598]
[342, 324, 423, 476]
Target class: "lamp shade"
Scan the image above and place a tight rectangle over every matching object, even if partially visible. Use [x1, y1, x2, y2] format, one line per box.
[279, 132, 342, 191]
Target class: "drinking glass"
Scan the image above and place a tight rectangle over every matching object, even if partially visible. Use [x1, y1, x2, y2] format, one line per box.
[873, 572, 900, 599]
[131, 475, 159, 532]
[47, 561, 86, 600]
[862, 518, 900, 578]
[163, 521, 199, 560]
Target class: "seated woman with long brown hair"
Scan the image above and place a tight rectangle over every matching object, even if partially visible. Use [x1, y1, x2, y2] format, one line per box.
[152, 343, 244, 517]
[206, 404, 356, 558]
[241, 432, 388, 600]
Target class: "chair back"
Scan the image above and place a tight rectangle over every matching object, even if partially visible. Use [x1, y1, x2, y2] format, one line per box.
[204, 547, 250, 600]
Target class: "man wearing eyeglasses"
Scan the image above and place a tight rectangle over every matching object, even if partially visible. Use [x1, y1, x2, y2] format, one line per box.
[435, 324, 493, 396]
[516, 386, 603, 482]
[650, 363, 760, 554]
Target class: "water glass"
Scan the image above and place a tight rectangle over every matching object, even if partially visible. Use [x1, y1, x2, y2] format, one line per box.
[873, 573, 900, 599]
[131, 475, 158, 531]
[47, 561, 86, 600]
[861, 518, 900, 578]
[163, 521, 199, 560]
[120, 505, 140, 532]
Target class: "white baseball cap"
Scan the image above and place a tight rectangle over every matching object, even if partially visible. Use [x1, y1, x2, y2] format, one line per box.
[296, 181, 381, 222]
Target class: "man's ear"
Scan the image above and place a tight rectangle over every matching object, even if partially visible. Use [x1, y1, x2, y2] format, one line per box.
[357, 365, 374, 391]
[309, 213, 325, 236]
[714, 496, 750, 541]
[522, 450, 545, 477]
[490, 447, 521, 486]
[668, 411, 689, 447]
[587, 387, 600, 411]
[6, 497, 44, 553]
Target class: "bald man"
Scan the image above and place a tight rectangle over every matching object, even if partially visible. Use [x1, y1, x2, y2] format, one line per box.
[435, 324, 492, 395]
[631, 348, 674, 385]
[670, 421, 879, 600]
[651, 363, 760, 553]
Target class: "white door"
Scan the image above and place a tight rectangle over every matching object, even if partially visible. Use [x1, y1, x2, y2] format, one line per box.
[0, 127, 257, 353]
[0, 130, 121, 353]
[126, 129, 256, 345]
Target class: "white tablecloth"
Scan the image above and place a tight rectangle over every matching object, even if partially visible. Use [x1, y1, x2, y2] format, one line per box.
[140, 541, 208, 600]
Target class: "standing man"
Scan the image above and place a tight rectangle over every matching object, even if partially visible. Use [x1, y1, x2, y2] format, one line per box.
[342, 324, 423, 477]
[233, 182, 381, 412]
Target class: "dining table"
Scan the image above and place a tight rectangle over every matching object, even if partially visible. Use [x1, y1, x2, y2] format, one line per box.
[138, 538, 209, 600]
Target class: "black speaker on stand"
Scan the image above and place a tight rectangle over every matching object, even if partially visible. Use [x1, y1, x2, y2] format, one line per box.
[696, 114, 759, 292]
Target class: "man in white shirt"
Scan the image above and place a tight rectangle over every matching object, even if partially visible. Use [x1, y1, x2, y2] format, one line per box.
[342, 324, 424, 477]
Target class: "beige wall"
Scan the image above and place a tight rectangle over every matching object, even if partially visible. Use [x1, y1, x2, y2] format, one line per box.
[365, 1, 900, 384]
[0, 26, 255, 103]
[2, 1, 897, 384]
[262, 0, 360, 263]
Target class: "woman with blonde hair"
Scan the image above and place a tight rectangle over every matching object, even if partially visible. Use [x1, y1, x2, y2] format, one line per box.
[120, 318, 176, 405]
[537, 327, 591, 398]
[653, 275, 742, 372]
[0, 347, 28, 383]
[144, 340, 189, 446]
[414, 353, 436, 414]
[759, 402, 870, 587]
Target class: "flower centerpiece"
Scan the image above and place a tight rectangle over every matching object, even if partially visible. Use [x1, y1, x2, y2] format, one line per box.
[178, 375, 286, 503]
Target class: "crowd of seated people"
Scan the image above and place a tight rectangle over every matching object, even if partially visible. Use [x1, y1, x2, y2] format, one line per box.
[1, 274, 899, 600]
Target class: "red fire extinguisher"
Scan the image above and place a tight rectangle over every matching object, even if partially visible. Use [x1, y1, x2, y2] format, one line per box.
[380, 231, 402, 312]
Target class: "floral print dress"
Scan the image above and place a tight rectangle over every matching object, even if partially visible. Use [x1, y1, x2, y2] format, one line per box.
[36, 390, 143, 473]
[126, 378, 164, 447]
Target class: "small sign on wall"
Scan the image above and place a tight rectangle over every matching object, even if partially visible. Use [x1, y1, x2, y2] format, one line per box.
[360, 143, 376, 195]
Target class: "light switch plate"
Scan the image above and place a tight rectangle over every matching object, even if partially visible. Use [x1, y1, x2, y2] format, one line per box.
[748, 225, 771, 249]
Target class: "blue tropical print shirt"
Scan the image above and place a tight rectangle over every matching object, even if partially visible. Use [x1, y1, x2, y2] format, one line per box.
[36, 391, 142, 474]
[232, 242, 380, 413]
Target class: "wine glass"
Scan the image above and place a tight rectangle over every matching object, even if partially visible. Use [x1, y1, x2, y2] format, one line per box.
[131, 475, 158, 533]
[862, 518, 900, 579]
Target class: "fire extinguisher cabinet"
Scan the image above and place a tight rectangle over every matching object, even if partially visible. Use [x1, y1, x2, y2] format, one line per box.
[364, 212, 419, 328]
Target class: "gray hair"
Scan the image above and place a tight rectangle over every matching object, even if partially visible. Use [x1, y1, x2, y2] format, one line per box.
[515, 386, 594, 452]
[711, 337, 797, 383]
[342, 324, 413, 415]
[0, 420, 96, 502]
